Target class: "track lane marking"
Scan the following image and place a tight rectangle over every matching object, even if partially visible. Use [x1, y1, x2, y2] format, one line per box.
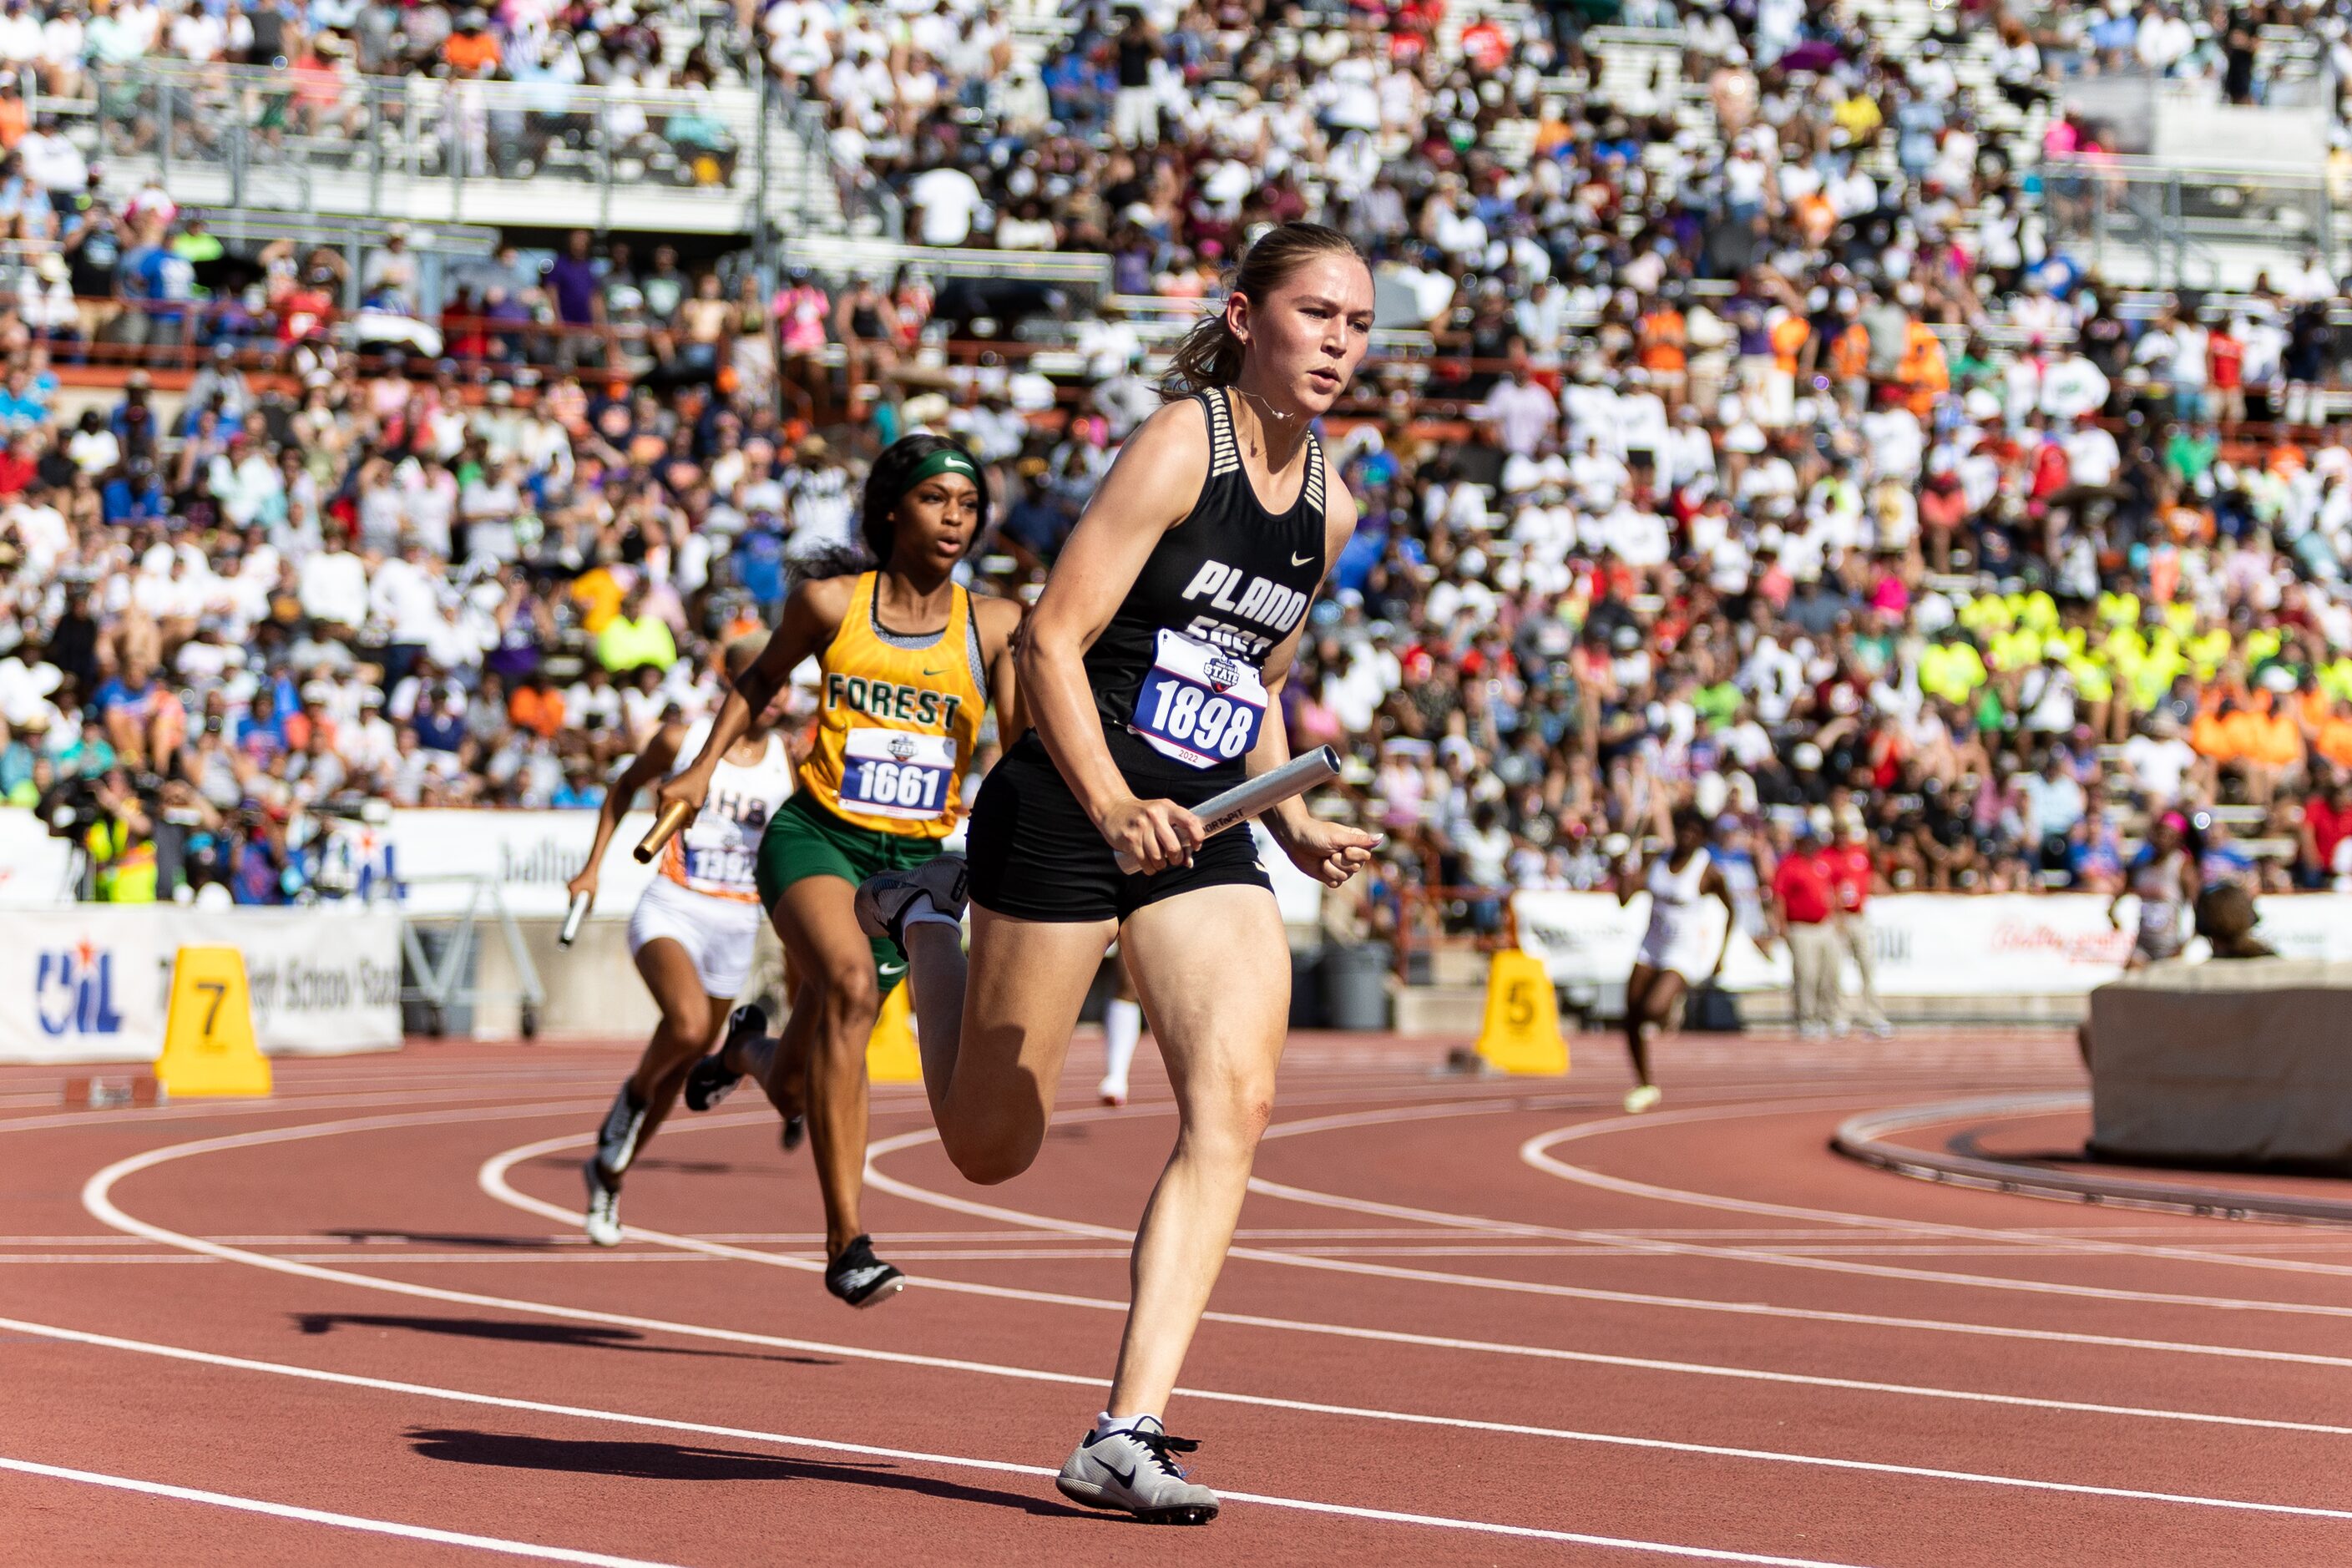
[80, 1105, 2352, 1525]
[481, 1125, 2352, 1441]
[0, 1313, 1873, 1566]
[1520, 1102, 2352, 1280]
[0, 1453, 684, 1566]
[864, 1119, 2352, 1368]
[1248, 1173, 2352, 1318]
[1265, 1098, 2352, 1282]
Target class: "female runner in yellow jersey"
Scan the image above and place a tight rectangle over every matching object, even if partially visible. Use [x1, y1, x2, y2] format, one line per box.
[659, 434, 1021, 1306]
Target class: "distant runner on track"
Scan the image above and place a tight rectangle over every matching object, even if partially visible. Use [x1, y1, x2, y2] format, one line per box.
[1616, 807, 1736, 1114]
[566, 635, 794, 1247]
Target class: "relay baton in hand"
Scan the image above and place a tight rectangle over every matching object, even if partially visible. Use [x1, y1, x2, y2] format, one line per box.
[635, 799, 693, 864]
[559, 892, 590, 948]
[1114, 745, 1343, 875]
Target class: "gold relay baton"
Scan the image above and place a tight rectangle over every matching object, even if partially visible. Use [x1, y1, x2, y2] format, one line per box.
[635, 799, 694, 865]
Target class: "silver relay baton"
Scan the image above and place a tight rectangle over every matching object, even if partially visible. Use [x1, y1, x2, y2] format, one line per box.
[1113, 745, 1344, 875]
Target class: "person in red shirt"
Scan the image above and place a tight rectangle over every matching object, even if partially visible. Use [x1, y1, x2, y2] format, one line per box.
[1829, 822, 1891, 1036]
[1771, 822, 1843, 1037]
[2301, 777, 2352, 888]
[2208, 323, 2245, 425]
[0, 427, 37, 496]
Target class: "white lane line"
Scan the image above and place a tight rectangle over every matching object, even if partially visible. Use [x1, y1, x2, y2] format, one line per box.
[477, 1129, 2352, 1440]
[0, 1083, 622, 1137]
[0, 1453, 681, 1567]
[1248, 1172, 2352, 1318]
[863, 1120, 2352, 1370]
[88, 1107, 2352, 1521]
[1240, 1096, 2352, 1302]
[0, 1253, 748, 1267]
[0, 1314, 1869, 1568]
[1518, 1104, 2352, 1278]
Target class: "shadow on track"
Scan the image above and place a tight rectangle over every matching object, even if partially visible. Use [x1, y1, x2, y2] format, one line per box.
[625, 1157, 746, 1175]
[407, 1429, 1086, 1516]
[324, 1229, 560, 1250]
[291, 1313, 835, 1366]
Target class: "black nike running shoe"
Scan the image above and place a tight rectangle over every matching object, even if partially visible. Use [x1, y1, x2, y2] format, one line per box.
[824, 1234, 907, 1308]
[684, 1003, 768, 1113]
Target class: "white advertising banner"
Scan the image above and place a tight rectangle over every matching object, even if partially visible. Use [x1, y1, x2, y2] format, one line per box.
[1511, 891, 2352, 996]
[0, 807, 79, 907]
[0, 907, 402, 1065]
[2238, 894, 2352, 963]
[379, 808, 659, 918]
[377, 809, 1322, 926]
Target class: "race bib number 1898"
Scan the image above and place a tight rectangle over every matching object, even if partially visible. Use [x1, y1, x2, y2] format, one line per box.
[1129, 630, 1267, 769]
[840, 728, 958, 820]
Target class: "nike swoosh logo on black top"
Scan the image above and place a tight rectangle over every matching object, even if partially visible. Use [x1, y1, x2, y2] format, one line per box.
[1290, 552, 1313, 567]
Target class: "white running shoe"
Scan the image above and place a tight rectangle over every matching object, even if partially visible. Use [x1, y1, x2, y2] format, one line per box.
[1055, 1416, 1218, 1525]
[1097, 1078, 1129, 1107]
[582, 1159, 625, 1248]
[1622, 1084, 1663, 1115]
[594, 1084, 648, 1178]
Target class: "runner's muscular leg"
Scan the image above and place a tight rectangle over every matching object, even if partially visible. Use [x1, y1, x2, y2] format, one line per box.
[1105, 884, 1290, 1418]
[1635, 970, 1688, 1087]
[903, 904, 1112, 1183]
[771, 874, 884, 1256]
[626, 939, 721, 1158]
[1623, 962, 1657, 1075]
[725, 918, 810, 1125]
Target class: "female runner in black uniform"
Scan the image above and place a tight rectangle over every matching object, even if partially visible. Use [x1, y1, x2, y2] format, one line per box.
[854, 223, 1381, 1524]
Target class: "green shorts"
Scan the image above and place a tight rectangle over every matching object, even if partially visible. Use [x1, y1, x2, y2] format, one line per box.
[755, 791, 940, 994]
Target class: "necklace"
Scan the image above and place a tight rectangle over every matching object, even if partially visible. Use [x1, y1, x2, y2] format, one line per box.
[1228, 385, 1306, 463]
[1231, 385, 1304, 427]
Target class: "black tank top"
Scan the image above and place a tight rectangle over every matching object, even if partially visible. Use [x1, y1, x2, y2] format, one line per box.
[1080, 387, 1327, 787]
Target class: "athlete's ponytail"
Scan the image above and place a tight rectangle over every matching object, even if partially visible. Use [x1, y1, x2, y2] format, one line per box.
[1158, 222, 1369, 401]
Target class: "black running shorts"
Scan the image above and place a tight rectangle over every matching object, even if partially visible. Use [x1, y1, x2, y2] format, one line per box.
[966, 732, 1273, 923]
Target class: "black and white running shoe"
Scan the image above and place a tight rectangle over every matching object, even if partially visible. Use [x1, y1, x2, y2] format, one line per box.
[823, 1234, 907, 1308]
[683, 1004, 769, 1113]
[582, 1158, 625, 1248]
[1055, 1416, 1218, 1525]
[852, 856, 968, 949]
[593, 1084, 648, 1180]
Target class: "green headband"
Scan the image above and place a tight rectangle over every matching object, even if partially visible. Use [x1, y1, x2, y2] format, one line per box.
[895, 448, 979, 504]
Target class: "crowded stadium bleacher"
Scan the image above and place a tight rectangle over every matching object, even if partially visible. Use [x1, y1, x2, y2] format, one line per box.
[3, 0, 2352, 945]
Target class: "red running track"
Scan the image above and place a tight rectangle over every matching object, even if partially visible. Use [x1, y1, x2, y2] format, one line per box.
[4, 1029, 2351, 1565]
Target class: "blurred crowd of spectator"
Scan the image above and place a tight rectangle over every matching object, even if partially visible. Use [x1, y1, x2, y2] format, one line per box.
[5, 0, 2352, 922]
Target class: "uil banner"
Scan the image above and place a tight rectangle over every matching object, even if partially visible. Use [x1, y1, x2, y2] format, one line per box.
[0, 908, 402, 1065]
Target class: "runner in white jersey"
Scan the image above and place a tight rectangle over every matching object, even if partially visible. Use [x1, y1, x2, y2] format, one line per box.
[2112, 808, 2199, 968]
[564, 635, 797, 1245]
[1615, 808, 1737, 1115]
